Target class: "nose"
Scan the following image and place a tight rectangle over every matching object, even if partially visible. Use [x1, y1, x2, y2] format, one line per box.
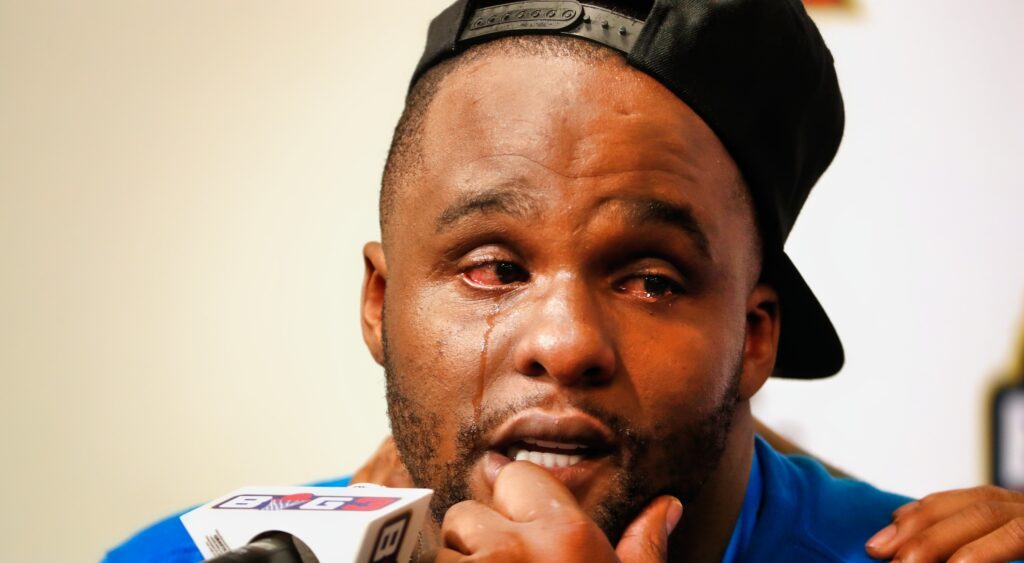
[511, 273, 617, 386]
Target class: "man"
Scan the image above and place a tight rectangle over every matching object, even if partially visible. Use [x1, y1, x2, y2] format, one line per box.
[360, 0, 887, 560]
[108, 1, 1024, 561]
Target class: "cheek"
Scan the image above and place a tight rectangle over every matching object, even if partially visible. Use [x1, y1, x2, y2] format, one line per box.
[616, 311, 744, 420]
[384, 280, 493, 425]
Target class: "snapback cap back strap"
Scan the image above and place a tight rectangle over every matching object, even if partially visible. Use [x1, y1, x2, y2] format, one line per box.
[459, 1, 645, 54]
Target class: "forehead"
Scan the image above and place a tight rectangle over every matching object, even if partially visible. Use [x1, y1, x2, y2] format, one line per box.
[422, 49, 735, 181]
[397, 46, 749, 246]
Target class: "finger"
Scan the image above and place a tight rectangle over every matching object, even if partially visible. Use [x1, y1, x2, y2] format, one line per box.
[441, 499, 510, 554]
[891, 500, 919, 520]
[867, 487, 1024, 558]
[949, 517, 1024, 563]
[890, 501, 1024, 563]
[894, 486, 1021, 521]
[491, 460, 581, 522]
[434, 547, 466, 563]
[615, 495, 683, 563]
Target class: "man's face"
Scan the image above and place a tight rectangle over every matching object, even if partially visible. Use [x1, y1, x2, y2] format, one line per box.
[362, 48, 776, 540]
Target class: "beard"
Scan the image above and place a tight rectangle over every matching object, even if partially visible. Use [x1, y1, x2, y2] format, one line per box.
[382, 324, 743, 544]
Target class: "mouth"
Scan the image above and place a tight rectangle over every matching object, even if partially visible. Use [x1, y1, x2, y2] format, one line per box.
[479, 409, 618, 490]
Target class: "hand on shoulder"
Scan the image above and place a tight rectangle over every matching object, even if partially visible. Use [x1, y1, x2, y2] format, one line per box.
[867, 485, 1024, 562]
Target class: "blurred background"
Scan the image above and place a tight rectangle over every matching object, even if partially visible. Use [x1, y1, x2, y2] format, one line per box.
[1, 0, 1022, 561]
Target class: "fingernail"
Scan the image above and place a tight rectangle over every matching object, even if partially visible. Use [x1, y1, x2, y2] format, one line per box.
[665, 497, 683, 536]
[866, 524, 896, 549]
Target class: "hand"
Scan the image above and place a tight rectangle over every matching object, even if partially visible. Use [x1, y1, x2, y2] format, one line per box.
[352, 436, 414, 487]
[436, 461, 683, 562]
[865, 485, 1024, 562]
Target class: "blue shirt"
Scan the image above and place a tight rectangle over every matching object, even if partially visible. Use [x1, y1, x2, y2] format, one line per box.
[105, 437, 910, 562]
[732, 436, 911, 561]
[721, 437, 763, 563]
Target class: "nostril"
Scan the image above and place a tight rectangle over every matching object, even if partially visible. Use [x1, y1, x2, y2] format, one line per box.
[582, 365, 610, 382]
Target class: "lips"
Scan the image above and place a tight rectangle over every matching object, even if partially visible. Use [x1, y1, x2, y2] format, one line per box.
[481, 410, 618, 482]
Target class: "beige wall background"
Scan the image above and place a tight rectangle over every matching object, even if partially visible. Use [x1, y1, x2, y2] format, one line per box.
[1, 1, 1021, 561]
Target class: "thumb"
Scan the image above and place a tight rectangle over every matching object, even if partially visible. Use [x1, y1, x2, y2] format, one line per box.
[615, 495, 683, 563]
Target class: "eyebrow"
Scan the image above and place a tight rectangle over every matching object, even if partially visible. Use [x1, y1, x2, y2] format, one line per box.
[618, 197, 712, 260]
[435, 187, 540, 233]
[434, 190, 712, 259]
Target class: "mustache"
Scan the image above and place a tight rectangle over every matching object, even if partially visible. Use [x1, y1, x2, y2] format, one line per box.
[453, 392, 649, 462]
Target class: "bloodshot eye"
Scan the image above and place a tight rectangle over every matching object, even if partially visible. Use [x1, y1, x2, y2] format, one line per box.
[464, 261, 529, 287]
[616, 274, 683, 300]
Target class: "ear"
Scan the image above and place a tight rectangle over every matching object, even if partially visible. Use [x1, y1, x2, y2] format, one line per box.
[361, 241, 388, 366]
[738, 283, 781, 401]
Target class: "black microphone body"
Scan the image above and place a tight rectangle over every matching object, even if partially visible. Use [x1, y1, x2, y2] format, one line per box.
[205, 533, 304, 563]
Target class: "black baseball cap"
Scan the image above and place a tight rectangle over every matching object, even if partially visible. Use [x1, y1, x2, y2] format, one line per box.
[408, 0, 845, 379]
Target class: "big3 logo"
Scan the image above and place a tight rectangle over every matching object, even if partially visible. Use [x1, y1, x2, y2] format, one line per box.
[214, 493, 400, 512]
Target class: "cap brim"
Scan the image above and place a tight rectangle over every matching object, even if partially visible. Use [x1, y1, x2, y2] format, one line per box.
[769, 252, 844, 379]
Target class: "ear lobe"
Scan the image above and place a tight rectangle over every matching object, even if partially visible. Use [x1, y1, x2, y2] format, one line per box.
[361, 242, 388, 366]
[739, 283, 781, 400]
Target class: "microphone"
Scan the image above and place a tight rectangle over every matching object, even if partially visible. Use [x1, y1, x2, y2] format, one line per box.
[203, 532, 305, 563]
[180, 485, 433, 563]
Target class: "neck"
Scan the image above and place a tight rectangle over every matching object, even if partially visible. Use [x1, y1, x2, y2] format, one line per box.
[667, 401, 756, 563]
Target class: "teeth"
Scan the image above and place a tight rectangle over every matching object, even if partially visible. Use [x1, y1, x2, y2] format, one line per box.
[506, 446, 585, 468]
[521, 438, 585, 451]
